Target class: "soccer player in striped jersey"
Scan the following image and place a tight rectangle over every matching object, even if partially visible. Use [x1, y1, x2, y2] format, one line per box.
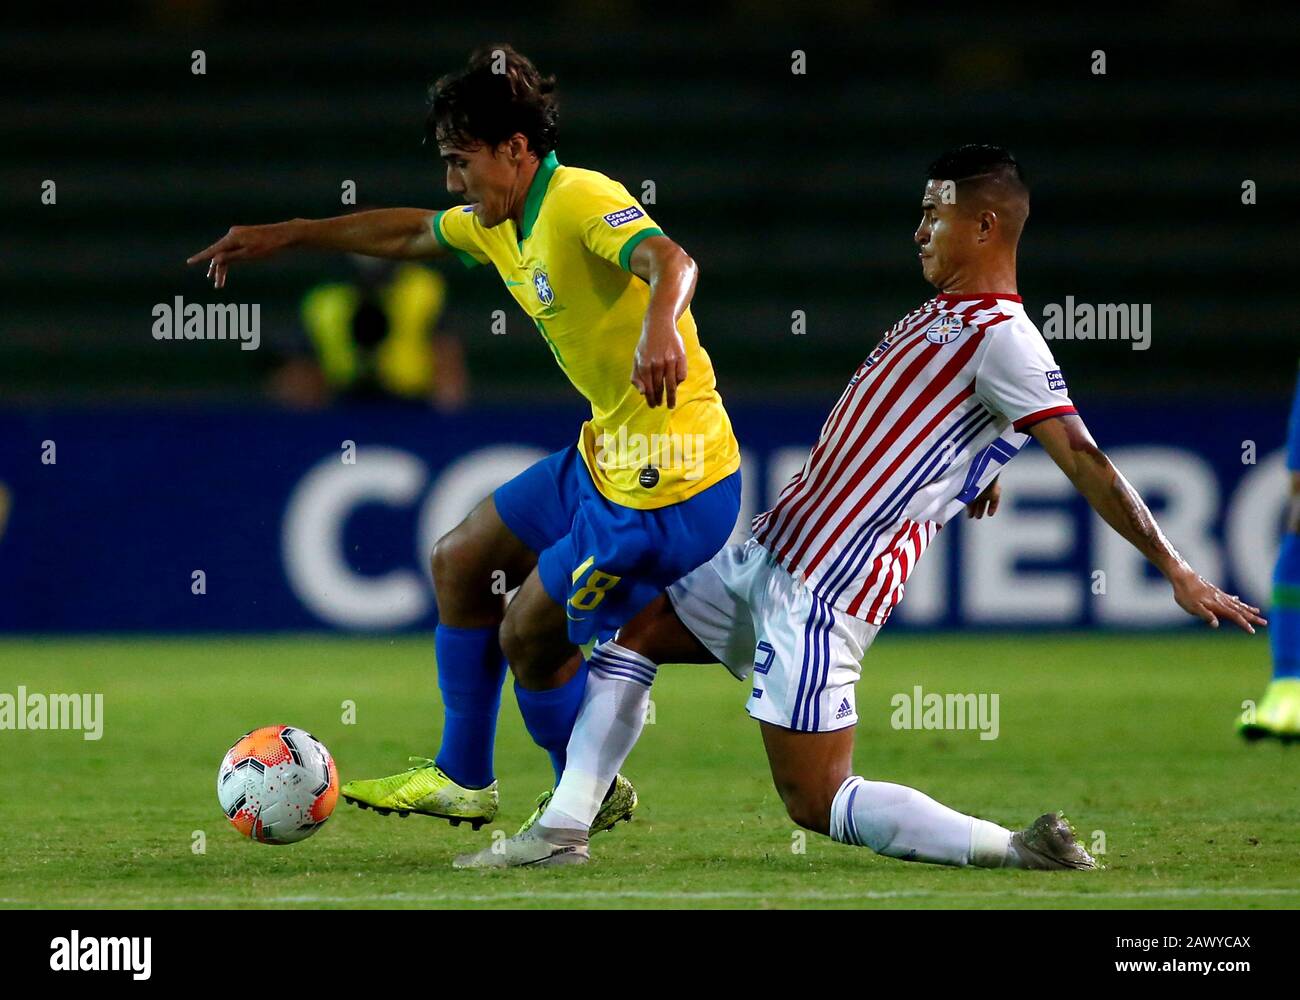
[1238, 360, 1300, 740]
[457, 144, 1265, 870]
[189, 46, 741, 831]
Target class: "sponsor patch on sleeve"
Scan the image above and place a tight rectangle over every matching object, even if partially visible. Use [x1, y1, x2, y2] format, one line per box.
[1046, 369, 1068, 392]
[603, 205, 646, 228]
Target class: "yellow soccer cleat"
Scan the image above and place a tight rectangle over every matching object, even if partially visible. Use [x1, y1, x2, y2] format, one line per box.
[341, 757, 498, 829]
[1238, 678, 1300, 743]
[515, 773, 638, 837]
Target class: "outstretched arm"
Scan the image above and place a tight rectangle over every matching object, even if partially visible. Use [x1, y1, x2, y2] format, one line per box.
[187, 209, 445, 289]
[627, 235, 698, 409]
[1029, 414, 1265, 632]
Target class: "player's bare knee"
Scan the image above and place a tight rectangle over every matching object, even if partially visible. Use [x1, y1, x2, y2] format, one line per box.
[430, 527, 496, 607]
[429, 531, 467, 589]
[614, 594, 672, 653]
[501, 637, 563, 690]
[776, 780, 833, 835]
[498, 615, 550, 686]
[615, 593, 711, 664]
[783, 793, 832, 836]
[498, 616, 528, 675]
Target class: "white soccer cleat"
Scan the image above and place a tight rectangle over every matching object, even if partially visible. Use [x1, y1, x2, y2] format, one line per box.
[452, 825, 590, 870]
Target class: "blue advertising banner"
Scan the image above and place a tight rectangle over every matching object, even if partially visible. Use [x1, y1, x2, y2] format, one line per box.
[0, 400, 1290, 632]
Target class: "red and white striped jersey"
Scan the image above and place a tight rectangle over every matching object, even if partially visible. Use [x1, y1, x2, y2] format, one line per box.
[750, 292, 1075, 625]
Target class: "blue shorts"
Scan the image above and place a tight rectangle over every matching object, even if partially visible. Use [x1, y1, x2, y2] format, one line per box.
[1288, 365, 1300, 472]
[495, 446, 742, 645]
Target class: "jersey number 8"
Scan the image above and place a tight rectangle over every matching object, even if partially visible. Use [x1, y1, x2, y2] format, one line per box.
[570, 568, 622, 611]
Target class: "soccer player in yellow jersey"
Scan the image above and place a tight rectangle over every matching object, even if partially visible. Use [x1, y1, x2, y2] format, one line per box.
[188, 45, 741, 831]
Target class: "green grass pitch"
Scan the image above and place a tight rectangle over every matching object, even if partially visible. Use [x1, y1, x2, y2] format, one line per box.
[1, 633, 1296, 910]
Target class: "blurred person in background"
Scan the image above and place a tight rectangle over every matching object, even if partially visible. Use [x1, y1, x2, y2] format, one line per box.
[270, 249, 469, 410]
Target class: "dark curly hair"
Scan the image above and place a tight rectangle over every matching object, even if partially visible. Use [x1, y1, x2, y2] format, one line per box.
[426, 44, 558, 156]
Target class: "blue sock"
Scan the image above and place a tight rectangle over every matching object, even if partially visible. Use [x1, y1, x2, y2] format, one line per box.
[514, 662, 590, 784]
[1273, 532, 1300, 680]
[434, 624, 508, 788]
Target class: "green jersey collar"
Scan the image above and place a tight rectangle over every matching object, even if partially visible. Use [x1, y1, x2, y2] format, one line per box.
[519, 150, 560, 242]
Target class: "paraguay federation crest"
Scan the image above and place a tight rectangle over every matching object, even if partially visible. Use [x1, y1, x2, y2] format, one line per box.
[532, 267, 555, 306]
[924, 313, 965, 344]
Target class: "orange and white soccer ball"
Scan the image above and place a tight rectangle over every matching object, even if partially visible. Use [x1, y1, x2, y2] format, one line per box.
[217, 725, 339, 844]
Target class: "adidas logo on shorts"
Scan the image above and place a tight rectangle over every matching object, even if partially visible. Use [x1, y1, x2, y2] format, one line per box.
[835, 697, 853, 720]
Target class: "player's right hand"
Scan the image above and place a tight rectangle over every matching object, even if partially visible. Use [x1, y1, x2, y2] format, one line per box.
[187, 222, 297, 289]
[631, 319, 689, 409]
[965, 476, 1001, 518]
[1170, 568, 1266, 634]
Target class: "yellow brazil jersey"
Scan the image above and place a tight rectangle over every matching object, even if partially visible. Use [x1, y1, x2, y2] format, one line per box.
[431, 151, 739, 510]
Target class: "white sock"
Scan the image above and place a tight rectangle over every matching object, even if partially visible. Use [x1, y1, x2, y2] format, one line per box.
[542, 640, 657, 834]
[829, 776, 1012, 868]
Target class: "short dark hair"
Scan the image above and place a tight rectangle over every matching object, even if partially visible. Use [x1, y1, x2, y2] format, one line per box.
[927, 144, 1027, 189]
[426, 44, 558, 156]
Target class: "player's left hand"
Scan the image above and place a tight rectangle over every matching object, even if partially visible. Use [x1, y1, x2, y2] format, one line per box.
[1170, 569, 1267, 634]
[631, 320, 688, 408]
[965, 476, 1001, 518]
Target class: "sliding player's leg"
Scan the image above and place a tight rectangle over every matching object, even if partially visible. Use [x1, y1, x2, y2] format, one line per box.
[760, 721, 999, 864]
[454, 543, 757, 869]
[761, 720, 1093, 869]
[758, 721, 852, 836]
[733, 568, 1011, 865]
[502, 452, 741, 795]
[544, 593, 717, 829]
[1240, 366, 1300, 741]
[744, 567, 1095, 870]
[528, 530, 753, 835]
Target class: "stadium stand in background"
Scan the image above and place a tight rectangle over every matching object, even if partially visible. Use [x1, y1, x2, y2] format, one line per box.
[2, 3, 1296, 402]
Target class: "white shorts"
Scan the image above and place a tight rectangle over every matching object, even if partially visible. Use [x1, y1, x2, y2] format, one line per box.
[666, 538, 879, 732]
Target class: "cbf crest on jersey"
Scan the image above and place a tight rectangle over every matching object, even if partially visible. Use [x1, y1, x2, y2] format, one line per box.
[532, 266, 555, 306]
[924, 313, 965, 344]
